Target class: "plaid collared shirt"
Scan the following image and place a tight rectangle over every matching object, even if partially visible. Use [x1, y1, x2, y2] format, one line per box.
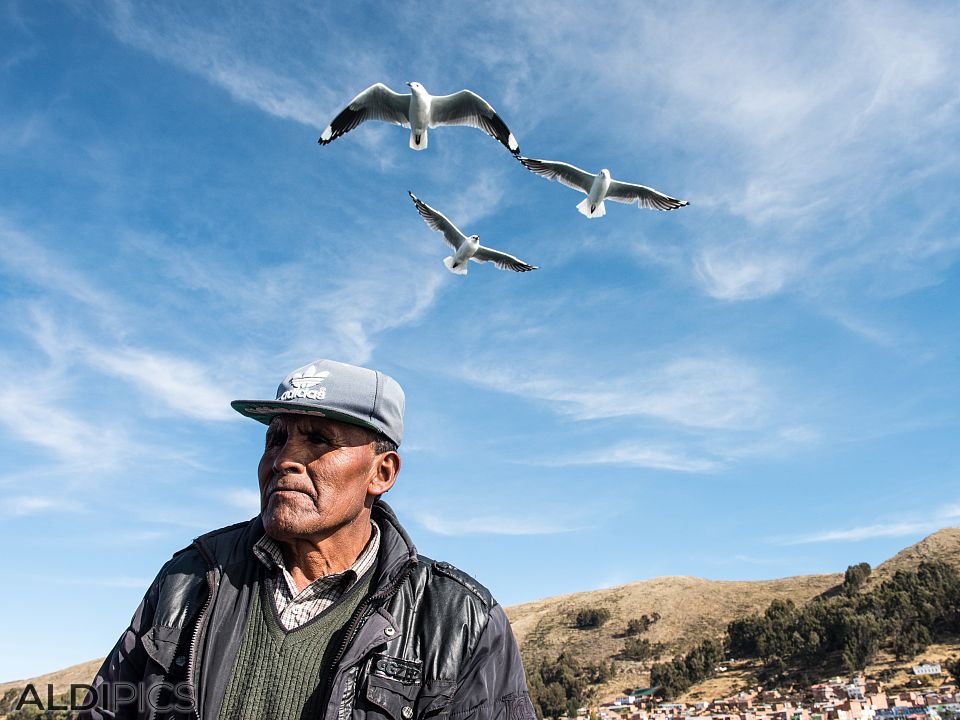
[252, 522, 380, 630]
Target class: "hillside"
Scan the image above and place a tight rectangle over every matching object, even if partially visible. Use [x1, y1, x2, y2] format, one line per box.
[0, 657, 102, 702]
[506, 573, 841, 701]
[507, 527, 960, 701]
[873, 527, 960, 581]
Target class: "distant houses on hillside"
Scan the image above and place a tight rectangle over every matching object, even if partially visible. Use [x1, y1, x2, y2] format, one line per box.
[587, 675, 959, 720]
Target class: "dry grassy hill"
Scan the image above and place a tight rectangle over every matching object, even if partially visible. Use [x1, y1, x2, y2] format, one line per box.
[0, 657, 102, 702]
[506, 527, 960, 700]
[506, 573, 842, 700]
[507, 574, 844, 660]
[873, 528, 960, 581]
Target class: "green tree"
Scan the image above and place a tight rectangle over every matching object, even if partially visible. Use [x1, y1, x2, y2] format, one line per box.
[541, 683, 568, 719]
[527, 653, 589, 719]
[623, 638, 653, 661]
[843, 563, 872, 595]
[841, 614, 881, 671]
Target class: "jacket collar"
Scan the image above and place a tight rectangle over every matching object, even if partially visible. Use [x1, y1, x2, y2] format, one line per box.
[370, 498, 419, 584]
[192, 498, 418, 591]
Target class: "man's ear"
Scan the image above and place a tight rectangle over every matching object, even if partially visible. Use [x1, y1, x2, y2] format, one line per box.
[367, 450, 400, 497]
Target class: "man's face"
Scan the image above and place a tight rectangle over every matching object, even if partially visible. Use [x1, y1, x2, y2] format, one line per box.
[258, 414, 380, 542]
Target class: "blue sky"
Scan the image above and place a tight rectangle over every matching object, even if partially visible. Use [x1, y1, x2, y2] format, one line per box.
[2, 0, 960, 681]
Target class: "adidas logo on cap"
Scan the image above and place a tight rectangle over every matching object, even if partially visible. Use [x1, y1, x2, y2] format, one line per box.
[279, 365, 330, 401]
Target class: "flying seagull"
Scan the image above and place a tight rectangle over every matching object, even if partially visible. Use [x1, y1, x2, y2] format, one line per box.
[408, 191, 538, 275]
[319, 82, 520, 154]
[518, 156, 689, 218]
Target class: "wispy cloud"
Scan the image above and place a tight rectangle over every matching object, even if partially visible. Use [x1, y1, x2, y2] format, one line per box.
[481, 1, 960, 303]
[95, 0, 335, 126]
[0, 362, 128, 470]
[3, 495, 85, 516]
[779, 506, 960, 545]
[547, 442, 723, 473]
[2, 220, 445, 432]
[0, 223, 118, 316]
[461, 355, 773, 431]
[223, 489, 261, 514]
[418, 168, 509, 229]
[694, 244, 805, 302]
[126, 229, 447, 367]
[85, 346, 238, 422]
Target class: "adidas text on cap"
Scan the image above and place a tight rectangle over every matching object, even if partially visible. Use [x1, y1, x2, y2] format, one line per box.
[231, 359, 405, 447]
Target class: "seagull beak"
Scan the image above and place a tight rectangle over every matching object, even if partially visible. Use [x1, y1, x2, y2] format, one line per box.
[405, 82, 412, 87]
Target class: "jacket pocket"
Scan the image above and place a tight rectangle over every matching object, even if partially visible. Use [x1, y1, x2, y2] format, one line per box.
[143, 625, 183, 674]
[365, 674, 421, 720]
[415, 680, 457, 719]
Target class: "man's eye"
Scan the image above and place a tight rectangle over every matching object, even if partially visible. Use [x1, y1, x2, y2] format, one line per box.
[307, 433, 330, 445]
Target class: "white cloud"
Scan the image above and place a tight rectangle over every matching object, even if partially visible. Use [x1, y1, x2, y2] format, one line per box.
[0, 224, 117, 315]
[694, 245, 802, 301]
[224, 489, 261, 514]
[85, 346, 238, 422]
[781, 506, 960, 545]
[551, 442, 723, 473]
[2, 221, 445, 433]
[421, 169, 508, 229]
[0, 365, 128, 470]
[3, 495, 85, 516]
[97, 0, 335, 127]
[462, 355, 772, 431]
[476, 2, 960, 302]
[125, 230, 447, 367]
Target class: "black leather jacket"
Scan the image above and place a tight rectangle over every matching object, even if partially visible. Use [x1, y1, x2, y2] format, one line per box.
[80, 500, 535, 720]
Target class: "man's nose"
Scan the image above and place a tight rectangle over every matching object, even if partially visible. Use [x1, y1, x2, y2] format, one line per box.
[272, 438, 306, 474]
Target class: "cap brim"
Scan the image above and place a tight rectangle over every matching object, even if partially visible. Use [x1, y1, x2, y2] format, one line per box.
[231, 400, 384, 437]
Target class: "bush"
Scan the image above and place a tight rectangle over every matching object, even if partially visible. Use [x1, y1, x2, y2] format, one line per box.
[649, 638, 723, 699]
[622, 638, 666, 662]
[576, 607, 612, 629]
[626, 614, 661, 636]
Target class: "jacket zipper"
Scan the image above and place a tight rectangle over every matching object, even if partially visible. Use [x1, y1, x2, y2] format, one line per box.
[327, 559, 416, 715]
[186, 541, 217, 720]
[329, 559, 414, 671]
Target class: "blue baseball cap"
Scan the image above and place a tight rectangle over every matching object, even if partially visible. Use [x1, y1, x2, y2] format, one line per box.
[231, 359, 405, 446]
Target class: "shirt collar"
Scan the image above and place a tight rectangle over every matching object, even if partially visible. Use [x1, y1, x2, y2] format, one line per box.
[253, 520, 380, 586]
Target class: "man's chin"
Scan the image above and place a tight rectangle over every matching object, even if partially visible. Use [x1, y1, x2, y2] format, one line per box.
[261, 500, 321, 541]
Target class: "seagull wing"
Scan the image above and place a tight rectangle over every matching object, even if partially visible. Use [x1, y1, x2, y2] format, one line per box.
[319, 83, 410, 145]
[473, 245, 539, 272]
[408, 191, 466, 250]
[429, 90, 519, 154]
[606, 179, 689, 210]
[518, 157, 595, 194]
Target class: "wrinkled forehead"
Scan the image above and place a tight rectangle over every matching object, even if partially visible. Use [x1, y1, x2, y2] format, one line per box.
[265, 413, 374, 444]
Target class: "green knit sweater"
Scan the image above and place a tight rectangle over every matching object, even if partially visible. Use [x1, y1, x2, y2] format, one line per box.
[218, 568, 374, 720]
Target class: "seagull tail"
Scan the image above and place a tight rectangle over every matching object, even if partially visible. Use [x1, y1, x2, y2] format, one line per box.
[577, 198, 606, 218]
[410, 129, 428, 151]
[443, 256, 468, 275]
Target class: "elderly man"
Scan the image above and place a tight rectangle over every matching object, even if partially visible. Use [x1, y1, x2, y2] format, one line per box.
[81, 359, 535, 720]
